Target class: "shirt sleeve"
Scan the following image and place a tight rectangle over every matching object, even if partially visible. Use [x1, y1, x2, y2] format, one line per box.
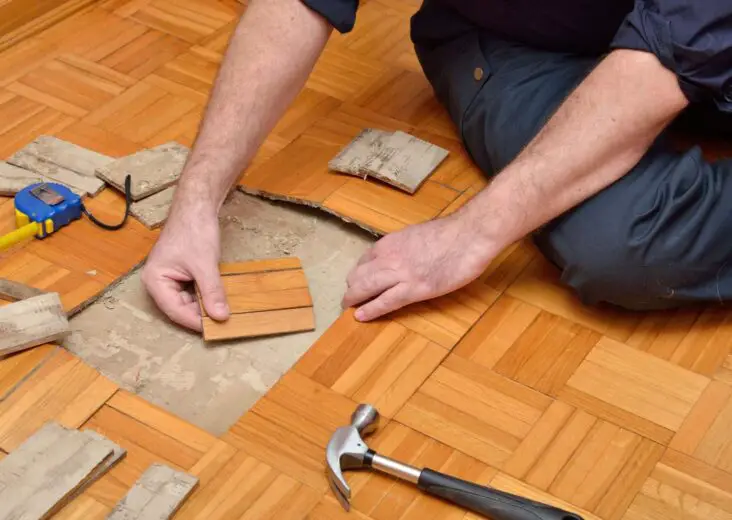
[300, 0, 360, 33]
[610, 0, 732, 112]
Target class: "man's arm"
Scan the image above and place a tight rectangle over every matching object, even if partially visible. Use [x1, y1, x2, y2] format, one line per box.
[344, 49, 689, 321]
[142, 0, 332, 330]
[460, 49, 689, 259]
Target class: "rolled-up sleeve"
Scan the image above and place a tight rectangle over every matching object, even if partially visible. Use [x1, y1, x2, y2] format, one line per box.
[610, 0, 732, 112]
[301, 0, 360, 33]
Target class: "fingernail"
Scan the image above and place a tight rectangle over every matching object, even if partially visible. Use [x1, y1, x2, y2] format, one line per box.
[354, 309, 365, 321]
[216, 303, 229, 315]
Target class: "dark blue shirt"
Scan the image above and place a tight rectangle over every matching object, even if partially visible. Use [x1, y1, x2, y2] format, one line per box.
[302, 0, 732, 112]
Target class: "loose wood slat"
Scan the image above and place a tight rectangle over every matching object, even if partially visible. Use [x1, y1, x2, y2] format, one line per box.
[19, 135, 113, 177]
[9, 148, 105, 195]
[199, 259, 315, 341]
[219, 257, 302, 275]
[95, 141, 188, 201]
[0, 159, 42, 195]
[108, 463, 198, 520]
[202, 307, 315, 341]
[0, 277, 47, 301]
[0, 422, 122, 520]
[0, 292, 69, 358]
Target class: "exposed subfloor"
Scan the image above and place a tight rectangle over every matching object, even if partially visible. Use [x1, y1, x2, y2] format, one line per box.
[64, 191, 373, 435]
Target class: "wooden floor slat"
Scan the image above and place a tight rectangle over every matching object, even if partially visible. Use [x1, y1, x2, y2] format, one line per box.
[0, 1, 730, 518]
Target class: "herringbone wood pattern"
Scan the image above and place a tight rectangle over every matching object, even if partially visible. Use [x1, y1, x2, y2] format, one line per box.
[0, 1, 731, 518]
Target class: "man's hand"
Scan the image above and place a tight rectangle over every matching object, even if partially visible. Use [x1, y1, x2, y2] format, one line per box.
[139, 0, 331, 329]
[141, 203, 228, 331]
[343, 213, 497, 321]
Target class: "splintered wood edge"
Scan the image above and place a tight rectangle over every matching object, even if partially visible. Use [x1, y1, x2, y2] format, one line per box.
[236, 186, 383, 237]
[202, 307, 315, 342]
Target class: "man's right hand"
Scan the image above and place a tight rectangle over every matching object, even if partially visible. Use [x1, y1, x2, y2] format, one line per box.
[141, 202, 229, 331]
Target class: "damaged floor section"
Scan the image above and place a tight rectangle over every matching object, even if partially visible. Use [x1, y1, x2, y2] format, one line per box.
[64, 192, 372, 434]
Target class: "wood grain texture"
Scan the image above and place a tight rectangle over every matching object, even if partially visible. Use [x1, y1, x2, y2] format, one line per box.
[0, 292, 69, 357]
[199, 259, 315, 341]
[0, 3, 728, 519]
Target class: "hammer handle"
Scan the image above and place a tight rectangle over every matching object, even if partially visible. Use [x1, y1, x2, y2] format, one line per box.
[417, 469, 583, 520]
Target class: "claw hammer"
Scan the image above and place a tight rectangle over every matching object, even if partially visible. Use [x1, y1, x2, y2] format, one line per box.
[326, 404, 584, 520]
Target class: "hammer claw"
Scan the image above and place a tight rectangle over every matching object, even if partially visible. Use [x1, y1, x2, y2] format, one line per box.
[327, 471, 352, 511]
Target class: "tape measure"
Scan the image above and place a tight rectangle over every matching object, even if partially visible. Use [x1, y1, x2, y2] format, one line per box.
[0, 176, 132, 252]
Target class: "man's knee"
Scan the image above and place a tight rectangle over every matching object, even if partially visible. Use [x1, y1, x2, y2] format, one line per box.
[534, 226, 663, 310]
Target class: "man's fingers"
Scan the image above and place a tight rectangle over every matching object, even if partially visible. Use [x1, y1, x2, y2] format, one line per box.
[354, 283, 411, 322]
[145, 275, 203, 331]
[356, 248, 376, 267]
[194, 263, 230, 321]
[342, 263, 400, 309]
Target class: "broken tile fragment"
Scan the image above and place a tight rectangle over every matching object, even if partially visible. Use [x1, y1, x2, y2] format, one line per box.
[0, 161, 43, 196]
[130, 186, 176, 229]
[108, 463, 198, 520]
[95, 142, 189, 201]
[19, 136, 113, 178]
[328, 128, 392, 176]
[329, 129, 448, 193]
[8, 151, 104, 196]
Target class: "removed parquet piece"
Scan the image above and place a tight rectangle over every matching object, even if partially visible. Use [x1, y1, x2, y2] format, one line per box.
[130, 186, 175, 229]
[0, 292, 69, 358]
[0, 161, 42, 196]
[0, 278, 46, 301]
[8, 150, 105, 196]
[108, 463, 198, 520]
[20, 136, 113, 178]
[198, 258, 315, 341]
[0, 422, 123, 520]
[95, 142, 188, 201]
[329, 129, 448, 193]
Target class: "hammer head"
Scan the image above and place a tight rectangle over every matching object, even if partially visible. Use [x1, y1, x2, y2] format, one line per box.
[326, 404, 380, 510]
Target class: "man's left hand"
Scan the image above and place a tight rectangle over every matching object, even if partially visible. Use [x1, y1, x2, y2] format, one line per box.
[342, 213, 496, 321]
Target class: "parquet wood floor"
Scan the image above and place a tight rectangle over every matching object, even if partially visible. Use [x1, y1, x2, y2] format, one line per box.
[0, 1, 731, 518]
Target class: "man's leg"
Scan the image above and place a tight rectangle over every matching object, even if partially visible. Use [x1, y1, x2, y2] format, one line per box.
[411, 0, 732, 311]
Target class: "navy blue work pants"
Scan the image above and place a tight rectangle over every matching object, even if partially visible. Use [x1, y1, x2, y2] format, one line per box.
[411, 0, 732, 310]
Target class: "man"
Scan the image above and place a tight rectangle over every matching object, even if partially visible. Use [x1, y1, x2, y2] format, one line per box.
[142, 0, 732, 332]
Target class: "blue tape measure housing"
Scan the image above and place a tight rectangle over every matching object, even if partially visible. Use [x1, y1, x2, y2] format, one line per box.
[14, 182, 82, 238]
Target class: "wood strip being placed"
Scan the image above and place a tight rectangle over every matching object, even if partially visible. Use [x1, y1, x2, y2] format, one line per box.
[108, 463, 198, 520]
[0, 292, 69, 358]
[202, 307, 315, 342]
[8, 150, 105, 196]
[95, 142, 188, 201]
[0, 422, 123, 520]
[198, 258, 315, 341]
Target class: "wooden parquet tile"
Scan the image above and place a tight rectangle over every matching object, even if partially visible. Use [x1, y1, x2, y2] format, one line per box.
[0, 1, 731, 518]
[199, 258, 315, 341]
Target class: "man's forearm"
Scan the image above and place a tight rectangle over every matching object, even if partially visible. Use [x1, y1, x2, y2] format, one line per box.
[461, 49, 689, 255]
[174, 0, 331, 214]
